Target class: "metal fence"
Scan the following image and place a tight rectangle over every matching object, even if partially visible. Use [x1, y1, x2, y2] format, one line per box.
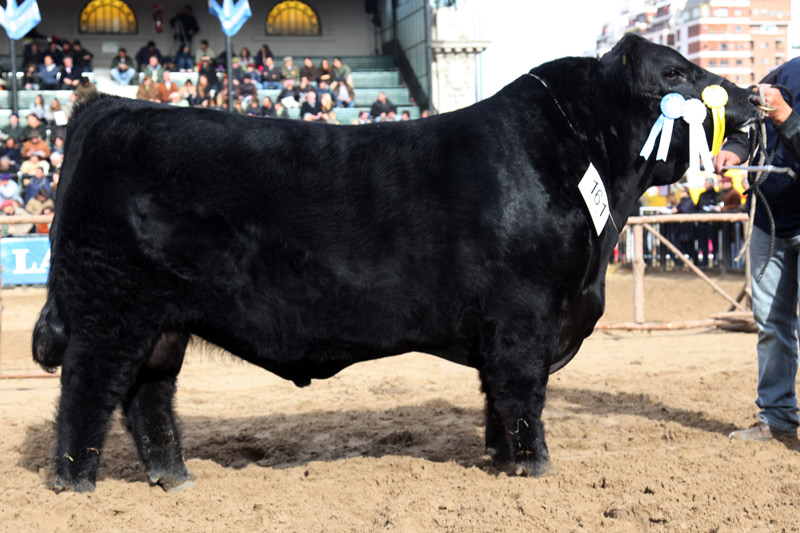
[379, 0, 432, 110]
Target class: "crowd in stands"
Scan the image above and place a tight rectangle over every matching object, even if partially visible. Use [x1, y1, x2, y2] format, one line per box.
[123, 39, 423, 124]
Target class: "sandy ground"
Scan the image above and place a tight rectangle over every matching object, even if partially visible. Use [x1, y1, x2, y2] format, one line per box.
[2, 270, 799, 532]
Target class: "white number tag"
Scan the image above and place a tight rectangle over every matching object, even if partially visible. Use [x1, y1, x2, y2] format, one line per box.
[577, 163, 610, 236]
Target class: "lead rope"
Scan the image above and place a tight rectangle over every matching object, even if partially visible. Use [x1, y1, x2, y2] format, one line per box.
[734, 84, 792, 282]
[526, 73, 621, 235]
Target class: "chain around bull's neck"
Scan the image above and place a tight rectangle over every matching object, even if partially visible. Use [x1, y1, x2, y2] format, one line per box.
[525, 72, 621, 236]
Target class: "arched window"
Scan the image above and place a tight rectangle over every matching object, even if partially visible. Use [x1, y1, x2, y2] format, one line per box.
[266, 1, 321, 36]
[79, 0, 137, 35]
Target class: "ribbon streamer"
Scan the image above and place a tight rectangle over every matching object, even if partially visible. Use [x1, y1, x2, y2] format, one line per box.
[682, 98, 715, 173]
[702, 85, 728, 155]
[640, 93, 686, 161]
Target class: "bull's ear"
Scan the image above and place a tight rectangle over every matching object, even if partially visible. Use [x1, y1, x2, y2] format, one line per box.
[600, 34, 649, 99]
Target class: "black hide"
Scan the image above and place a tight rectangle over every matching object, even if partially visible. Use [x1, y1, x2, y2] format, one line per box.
[33, 34, 758, 492]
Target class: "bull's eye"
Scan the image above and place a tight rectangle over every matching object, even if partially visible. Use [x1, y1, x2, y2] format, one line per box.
[664, 68, 683, 81]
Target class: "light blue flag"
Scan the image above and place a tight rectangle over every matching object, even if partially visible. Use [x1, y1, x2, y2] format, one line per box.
[0, 0, 41, 41]
[208, 0, 251, 37]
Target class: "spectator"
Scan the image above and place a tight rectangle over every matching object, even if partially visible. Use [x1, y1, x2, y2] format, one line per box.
[255, 44, 274, 70]
[194, 39, 215, 66]
[421, 109, 431, 118]
[236, 73, 258, 104]
[23, 166, 51, 203]
[385, 109, 399, 122]
[1, 115, 23, 143]
[59, 56, 82, 90]
[238, 47, 254, 66]
[170, 5, 199, 49]
[320, 92, 337, 124]
[331, 57, 353, 91]
[229, 56, 244, 86]
[261, 56, 281, 89]
[135, 40, 163, 71]
[401, 110, 411, 121]
[716, 176, 742, 212]
[695, 177, 719, 268]
[28, 94, 46, 121]
[22, 115, 47, 143]
[0, 173, 23, 205]
[74, 76, 97, 101]
[50, 135, 65, 156]
[37, 54, 59, 90]
[22, 130, 50, 161]
[46, 40, 63, 66]
[156, 71, 179, 103]
[670, 185, 697, 263]
[23, 42, 42, 68]
[318, 58, 333, 85]
[71, 40, 93, 71]
[196, 73, 213, 104]
[61, 41, 72, 59]
[297, 76, 315, 103]
[272, 100, 289, 119]
[353, 110, 370, 124]
[143, 55, 165, 83]
[25, 186, 54, 215]
[110, 48, 136, 85]
[0, 140, 21, 167]
[174, 44, 193, 72]
[22, 62, 41, 90]
[300, 57, 319, 84]
[316, 79, 335, 103]
[301, 90, 323, 121]
[244, 63, 262, 89]
[280, 56, 300, 82]
[718, 60, 800, 442]
[370, 91, 396, 121]
[0, 199, 33, 236]
[261, 96, 274, 117]
[245, 99, 261, 116]
[278, 79, 300, 108]
[20, 154, 50, 177]
[136, 77, 160, 102]
[181, 80, 201, 106]
[197, 56, 218, 90]
[48, 98, 68, 127]
[335, 82, 355, 108]
[49, 152, 63, 174]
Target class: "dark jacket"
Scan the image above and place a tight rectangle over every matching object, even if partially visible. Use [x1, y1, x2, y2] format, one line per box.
[724, 57, 800, 236]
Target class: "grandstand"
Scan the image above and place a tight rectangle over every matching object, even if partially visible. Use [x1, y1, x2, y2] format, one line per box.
[0, 53, 418, 126]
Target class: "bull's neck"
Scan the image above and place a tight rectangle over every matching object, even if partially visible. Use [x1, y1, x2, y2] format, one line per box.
[520, 59, 659, 226]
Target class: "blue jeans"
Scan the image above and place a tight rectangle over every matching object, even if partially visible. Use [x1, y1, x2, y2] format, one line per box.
[751, 225, 800, 431]
[263, 81, 282, 90]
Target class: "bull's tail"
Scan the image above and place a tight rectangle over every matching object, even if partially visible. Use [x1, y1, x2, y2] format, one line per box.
[32, 297, 68, 372]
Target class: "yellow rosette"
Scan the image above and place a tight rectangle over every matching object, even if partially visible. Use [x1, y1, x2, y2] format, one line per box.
[701, 85, 728, 156]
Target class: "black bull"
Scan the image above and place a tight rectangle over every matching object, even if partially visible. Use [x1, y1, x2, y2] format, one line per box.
[33, 35, 758, 492]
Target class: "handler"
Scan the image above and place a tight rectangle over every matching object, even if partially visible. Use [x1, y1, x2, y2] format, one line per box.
[715, 57, 800, 441]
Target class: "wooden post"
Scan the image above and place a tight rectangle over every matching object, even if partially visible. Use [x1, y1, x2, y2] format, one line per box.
[633, 224, 645, 323]
[642, 223, 746, 312]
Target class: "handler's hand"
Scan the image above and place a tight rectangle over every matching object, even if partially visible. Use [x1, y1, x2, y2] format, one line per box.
[758, 84, 793, 126]
[714, 149, 741, 175]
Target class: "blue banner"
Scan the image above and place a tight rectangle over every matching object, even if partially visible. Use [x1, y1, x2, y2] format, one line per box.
[1, 236, 49, 285]
[0, 0, 41, 41]
[209, 0, 251, 37]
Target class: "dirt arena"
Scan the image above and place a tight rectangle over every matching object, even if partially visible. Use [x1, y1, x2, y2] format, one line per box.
[2, 270, 799, 532]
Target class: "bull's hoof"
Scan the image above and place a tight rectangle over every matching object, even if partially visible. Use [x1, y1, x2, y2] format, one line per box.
[54, 477, 96, 493]
[508, 459, 557, 477]
[149, 470, 195, 491]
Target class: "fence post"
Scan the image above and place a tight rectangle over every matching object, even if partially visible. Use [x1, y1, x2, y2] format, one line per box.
[633, 224, 645, 323]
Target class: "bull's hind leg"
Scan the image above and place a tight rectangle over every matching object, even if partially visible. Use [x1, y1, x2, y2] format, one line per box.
[480, 321, 556, 477]
[53, 330, 158, 492]
[122, 332, 193, 491]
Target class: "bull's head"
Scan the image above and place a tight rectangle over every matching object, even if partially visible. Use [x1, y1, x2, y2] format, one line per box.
[600, 34, 759, 185]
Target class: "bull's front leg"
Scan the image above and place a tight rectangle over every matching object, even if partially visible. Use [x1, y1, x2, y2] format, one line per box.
[480, 324, 556, 477]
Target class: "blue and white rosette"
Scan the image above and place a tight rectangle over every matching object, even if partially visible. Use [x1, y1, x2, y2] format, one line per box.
[682, 98, 715, 173]
[640, 93, 686, 162]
